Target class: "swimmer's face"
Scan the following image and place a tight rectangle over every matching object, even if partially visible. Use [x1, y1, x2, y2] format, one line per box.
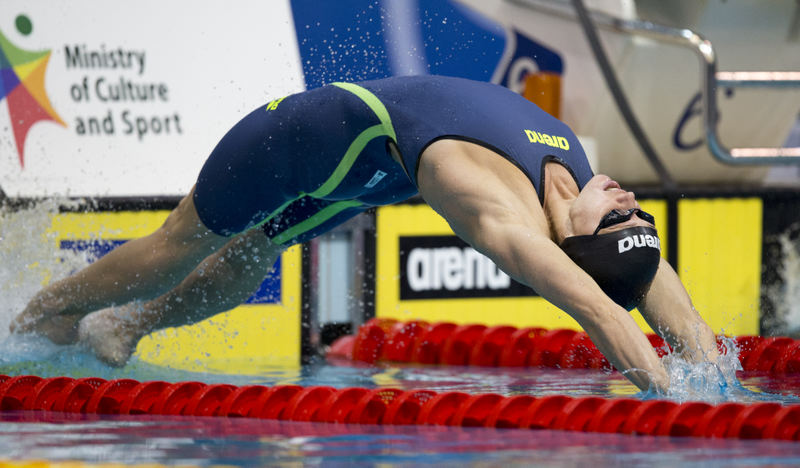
[569, 175, 655, 236]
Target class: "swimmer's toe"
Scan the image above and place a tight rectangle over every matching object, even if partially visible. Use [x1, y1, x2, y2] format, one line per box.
[23, 314, 81, 345]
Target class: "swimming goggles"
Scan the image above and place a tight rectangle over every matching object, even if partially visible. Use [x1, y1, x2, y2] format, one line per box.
[594, 208, 655, 235]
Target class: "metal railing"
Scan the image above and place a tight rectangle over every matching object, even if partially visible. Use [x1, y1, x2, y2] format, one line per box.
[509, 0, 800, 165]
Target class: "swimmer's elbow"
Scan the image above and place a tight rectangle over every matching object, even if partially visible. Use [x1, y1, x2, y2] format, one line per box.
[469, 210, 536, 251]
[573, 301, 623, 334]
[468, 213, 504, 249]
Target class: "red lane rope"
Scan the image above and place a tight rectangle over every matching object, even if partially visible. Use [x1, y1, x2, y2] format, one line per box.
[1, 374, 798, 440]
[328, 318, 800, 376]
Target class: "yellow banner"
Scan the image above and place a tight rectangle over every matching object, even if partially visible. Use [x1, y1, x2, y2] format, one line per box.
[677, 198, 762, 336]
[374, 199, 763, 336]
[49, 210, 302, 373]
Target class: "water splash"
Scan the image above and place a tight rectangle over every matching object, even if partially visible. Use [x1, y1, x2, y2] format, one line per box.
[658, 337, 740, 403]
[0, 200, 89, 341]
[641, 336, 799, 404]
[0, 333, 111, 377]
[761, 222, 800, 336]
[776, 224, 800, 333]
[0, 201, 103, 376]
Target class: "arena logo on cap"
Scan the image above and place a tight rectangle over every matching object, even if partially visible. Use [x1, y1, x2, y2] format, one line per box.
[0, 14, 66, 168]
[618, 233, 660, 253]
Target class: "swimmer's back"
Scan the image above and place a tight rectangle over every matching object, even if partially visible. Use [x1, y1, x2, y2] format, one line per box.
[358, 75, 594, 198]
[194, 75, 593, 236]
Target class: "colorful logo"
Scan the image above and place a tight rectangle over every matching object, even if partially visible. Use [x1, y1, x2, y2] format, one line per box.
[0, 14, 65, 168]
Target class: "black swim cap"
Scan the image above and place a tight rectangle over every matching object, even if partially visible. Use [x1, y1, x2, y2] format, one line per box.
[560, 226, 661, 311]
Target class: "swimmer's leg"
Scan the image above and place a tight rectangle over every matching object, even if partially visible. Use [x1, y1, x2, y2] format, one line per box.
[78, 227, 284, 366]
[79, 194, 367, 366]
[11, 187, 230, 340]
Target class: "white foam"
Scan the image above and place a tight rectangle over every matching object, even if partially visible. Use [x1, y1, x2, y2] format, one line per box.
[0, 200, 88, 341]
[778, 226, 800, 333]
[640, 335, 799, 404]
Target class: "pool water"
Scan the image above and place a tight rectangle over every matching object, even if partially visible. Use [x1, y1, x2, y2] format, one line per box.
[2, 411, 800, 467]
[1, 337, 799, 466]
[2, 333, 798, 402]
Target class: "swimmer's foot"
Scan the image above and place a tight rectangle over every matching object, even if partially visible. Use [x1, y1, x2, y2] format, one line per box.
[11, 293, 81, 345]
[30, 314, 83, 345]
[78, 305, 147, 367]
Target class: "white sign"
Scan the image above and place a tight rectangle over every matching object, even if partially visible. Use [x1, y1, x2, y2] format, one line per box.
[0, 1, 305, 197]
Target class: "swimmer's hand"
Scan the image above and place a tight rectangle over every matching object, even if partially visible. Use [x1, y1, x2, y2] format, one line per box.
[10, 293, 81, 345]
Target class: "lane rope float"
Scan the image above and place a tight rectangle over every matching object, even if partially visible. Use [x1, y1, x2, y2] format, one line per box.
[1, 374, 799, 441]
[329, 318, 800, 376]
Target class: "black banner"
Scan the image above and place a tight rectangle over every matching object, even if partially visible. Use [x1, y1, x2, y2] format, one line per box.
[761, 195, 800, 335]
[399, 236, 538, 300]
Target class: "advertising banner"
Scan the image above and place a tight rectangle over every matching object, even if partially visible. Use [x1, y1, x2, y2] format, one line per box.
[1, 1, 304, 197]
[376, 199, 764, 336]
[376, 203, 658, 331]
[49, 211, 303, 372]
[399, 235, 536, 300]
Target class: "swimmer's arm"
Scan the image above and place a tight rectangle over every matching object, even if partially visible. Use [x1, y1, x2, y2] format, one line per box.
[416, 143, 668, 393]
[461, 218, 669, 392]
[638, 258, 720, 362]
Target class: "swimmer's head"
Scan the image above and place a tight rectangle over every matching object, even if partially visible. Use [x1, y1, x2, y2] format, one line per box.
[568, 175, 654, 237]
[561, 175, 660, 310]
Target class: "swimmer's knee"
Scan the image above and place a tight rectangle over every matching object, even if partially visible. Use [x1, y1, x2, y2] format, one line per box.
[157, 189, 228, 254]
[226, 228, 285, 266]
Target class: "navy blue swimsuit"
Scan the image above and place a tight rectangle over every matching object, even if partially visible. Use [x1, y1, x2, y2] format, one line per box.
[193, 75, 593, 245]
